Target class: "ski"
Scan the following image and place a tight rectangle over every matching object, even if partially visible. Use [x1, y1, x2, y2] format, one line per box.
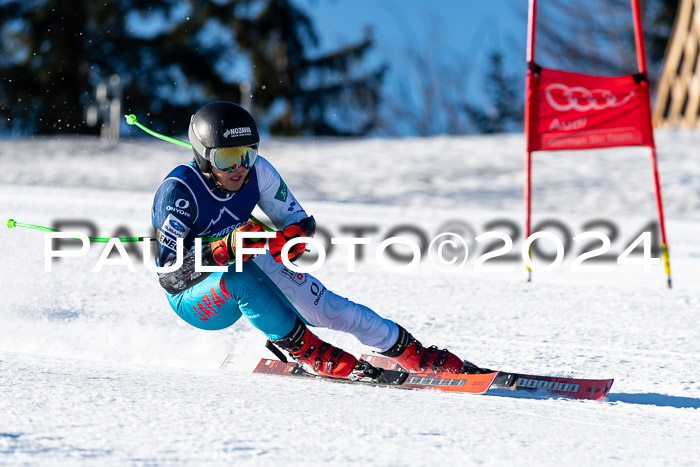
[220, 354, 497, 394]
[360, 354, 614, 401]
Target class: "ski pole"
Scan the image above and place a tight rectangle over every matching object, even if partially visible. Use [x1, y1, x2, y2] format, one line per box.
[124, 114, 192, 149]
[6, 218, 277, 240]
[8, 117, 310, 249]
[123, 114, 277, 233]
[7, 115, 277, 239]
[7, 217, 311, 255]
[6, 218, 220, 242]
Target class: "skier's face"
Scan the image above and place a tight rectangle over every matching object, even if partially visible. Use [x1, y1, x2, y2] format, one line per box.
[211, 164, 249, 192]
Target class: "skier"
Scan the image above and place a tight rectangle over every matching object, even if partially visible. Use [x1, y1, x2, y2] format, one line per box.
[152, 101, 484, 379]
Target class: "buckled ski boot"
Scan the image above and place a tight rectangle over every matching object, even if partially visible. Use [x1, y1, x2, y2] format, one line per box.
[274, 319, 358, 378]
[380, 325, 490, 374]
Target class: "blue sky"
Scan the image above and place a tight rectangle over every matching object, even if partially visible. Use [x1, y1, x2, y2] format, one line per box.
[299, 1, 528, 99]
[301, 0, 527, 59]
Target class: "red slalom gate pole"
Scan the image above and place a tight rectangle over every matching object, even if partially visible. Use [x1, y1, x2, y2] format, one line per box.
[630, 0, 648, 73]
[649, 146, 672, 288]
[524, 150, 533, 282]
[631, 0, 672, 288]
[523, 0, 537, 282]
[526, 0, 537, 63]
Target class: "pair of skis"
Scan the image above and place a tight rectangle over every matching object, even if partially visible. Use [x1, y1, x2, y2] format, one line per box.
[220, 353, 613, 401]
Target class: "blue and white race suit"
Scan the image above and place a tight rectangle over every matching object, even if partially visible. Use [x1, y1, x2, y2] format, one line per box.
[151, 156, 398, 349]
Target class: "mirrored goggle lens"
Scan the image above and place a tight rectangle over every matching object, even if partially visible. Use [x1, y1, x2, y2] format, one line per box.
[212, 146, 258, 172]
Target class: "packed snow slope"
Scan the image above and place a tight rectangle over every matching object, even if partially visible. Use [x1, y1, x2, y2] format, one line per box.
[1, 131, 699, 465]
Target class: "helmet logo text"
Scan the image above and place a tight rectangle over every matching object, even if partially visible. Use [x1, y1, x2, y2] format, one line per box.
[223, 127, 252, 138]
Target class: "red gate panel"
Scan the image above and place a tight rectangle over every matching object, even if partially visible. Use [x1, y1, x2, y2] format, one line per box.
[526, 66, 654, 152]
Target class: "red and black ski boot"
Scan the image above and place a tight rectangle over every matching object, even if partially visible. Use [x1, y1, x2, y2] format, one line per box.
[274, 319, 358, 378]
[380, 325, 491, 374]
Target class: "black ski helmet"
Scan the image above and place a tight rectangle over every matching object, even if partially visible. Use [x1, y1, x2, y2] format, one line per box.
[188, 101, 260, 173]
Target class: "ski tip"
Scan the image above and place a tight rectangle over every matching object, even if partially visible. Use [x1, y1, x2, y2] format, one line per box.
[220, 353, 262, 373]
[597, 379, 614, 401]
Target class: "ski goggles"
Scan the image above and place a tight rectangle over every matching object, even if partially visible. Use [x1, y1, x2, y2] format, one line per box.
[210, 145, 258, 172]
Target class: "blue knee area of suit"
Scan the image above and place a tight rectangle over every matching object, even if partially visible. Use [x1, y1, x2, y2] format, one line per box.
[165, 263, 298, 339]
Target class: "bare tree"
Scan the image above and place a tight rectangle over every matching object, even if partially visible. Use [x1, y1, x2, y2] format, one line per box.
[375, 4, 527, 136]
[534, 0, 678, 87]
[375, 10, 484, 136]
[463, 51, 524, 134]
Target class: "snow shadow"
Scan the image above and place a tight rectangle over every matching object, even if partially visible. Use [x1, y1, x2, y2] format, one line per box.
[485, 388, 569, 401]
[607, 393, 700, 409]
[485, 390, 700, 408]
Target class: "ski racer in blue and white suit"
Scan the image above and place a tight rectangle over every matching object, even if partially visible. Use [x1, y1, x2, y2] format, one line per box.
[150, 101, 479, 379]
[152, 155, 397, 346]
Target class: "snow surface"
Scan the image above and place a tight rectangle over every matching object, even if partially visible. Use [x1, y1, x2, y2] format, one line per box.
[1, 132, 699, 465]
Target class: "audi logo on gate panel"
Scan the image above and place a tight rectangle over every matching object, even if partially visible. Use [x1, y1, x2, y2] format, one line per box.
[544, 83, 636, 112]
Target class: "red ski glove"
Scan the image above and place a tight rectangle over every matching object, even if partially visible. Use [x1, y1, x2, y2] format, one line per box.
[268, 223, 308, 263]
[210, 221, 267, 265]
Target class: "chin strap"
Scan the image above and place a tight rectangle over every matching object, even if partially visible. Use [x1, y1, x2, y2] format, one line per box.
[204, 169, 252, 195]
[213, 179, 233, 194]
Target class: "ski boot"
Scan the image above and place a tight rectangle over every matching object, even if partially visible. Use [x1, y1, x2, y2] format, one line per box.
[274, 318, 358, 378]
[380, 325, 491, 374]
